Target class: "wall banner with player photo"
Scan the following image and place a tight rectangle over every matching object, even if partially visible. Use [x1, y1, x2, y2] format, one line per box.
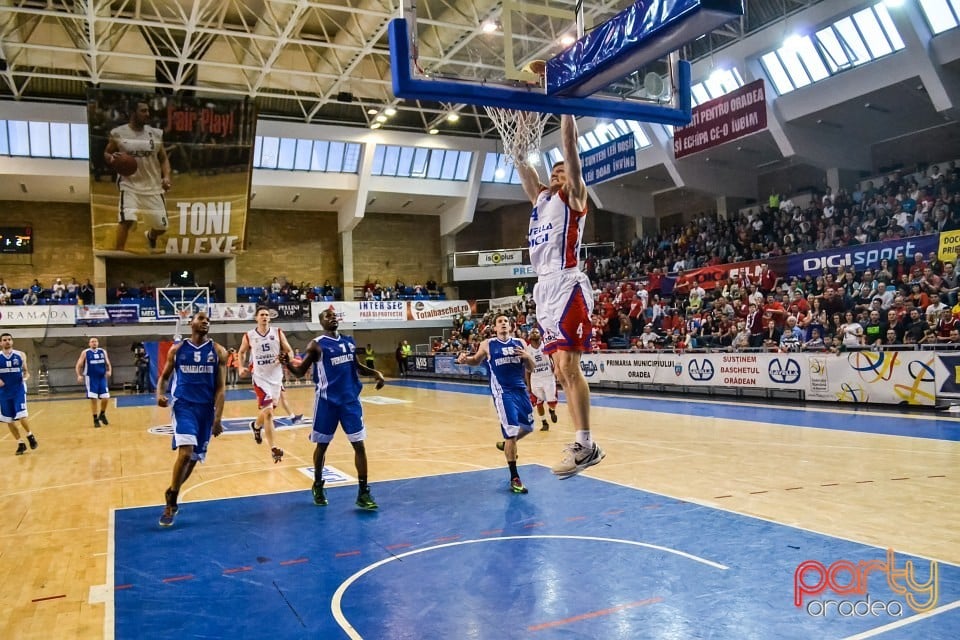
[87, 89, 256, 257]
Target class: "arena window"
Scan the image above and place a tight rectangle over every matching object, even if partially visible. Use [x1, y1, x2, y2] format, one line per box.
[918, 0, 960, 35]
[252, 135, 361, 173]
[0, 119, 88, 159]
[760, 2, 905, 96]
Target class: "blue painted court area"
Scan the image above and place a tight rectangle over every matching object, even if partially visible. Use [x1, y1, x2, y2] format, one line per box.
[113, 466, 959, 640]
[115, 388, 257, 407]
[394, 379, 960, 442]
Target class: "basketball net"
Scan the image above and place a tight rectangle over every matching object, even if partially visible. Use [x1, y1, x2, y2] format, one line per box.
[484, 106, 548, 167]
[174, 307, 191, 342]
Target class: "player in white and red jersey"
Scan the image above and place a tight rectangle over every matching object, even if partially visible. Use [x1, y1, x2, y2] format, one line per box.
[524, 328, 558, 431]
[516, 113, 604, 479]
[238, 307, 294, 463]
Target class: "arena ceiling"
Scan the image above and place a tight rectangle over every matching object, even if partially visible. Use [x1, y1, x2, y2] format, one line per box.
[0, 0, 824, 138]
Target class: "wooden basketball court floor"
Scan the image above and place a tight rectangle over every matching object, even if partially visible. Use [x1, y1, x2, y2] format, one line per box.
[2, 379, 959, 639]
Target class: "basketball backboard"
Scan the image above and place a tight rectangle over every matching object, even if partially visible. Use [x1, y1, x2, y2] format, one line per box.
[390, 0, 743, 124]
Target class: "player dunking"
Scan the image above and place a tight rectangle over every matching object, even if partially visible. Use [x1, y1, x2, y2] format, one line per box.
[515, 113, 604, 478]
[457, 313, 536, 494]
[282, 308, 384, 509]
[0, 332, 38, 455]
[104, 99, 172, 252]
[525, 327, 558, 431]
[75, 337, 113, 428]
[155, 312, 227, 527]
[238, 307, 294, 463]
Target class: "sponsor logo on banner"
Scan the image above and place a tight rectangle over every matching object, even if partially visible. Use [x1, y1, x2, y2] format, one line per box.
[406, 300, 471, 322]
[76, 304, 141, 325]
[582, 133, 636, 186]
[937, 355, 960, 394]
[793, 236, 937, 275]
[0, 305, 75, 326]
[148, 415, 309, 436]
[479, 250, 522, 265]
[688, 359, 714, 381]
[206, 303, 256, 321]
[674, 79, 767, 159]
[453, 264, 536, 280]
[938, 230, 960, 262]
[297, 466, 354, 485]
[720, 354, 759, 385]
[580, 359, 598, 378]
[768, 358, 801, 384]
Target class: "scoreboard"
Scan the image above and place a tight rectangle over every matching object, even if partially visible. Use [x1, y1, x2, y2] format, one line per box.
[0, 227, 32, 254]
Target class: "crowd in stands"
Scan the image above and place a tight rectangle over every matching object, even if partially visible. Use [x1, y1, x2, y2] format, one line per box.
[0, 277, 95, 305]
[435, 160, 960, 355]
[582, 161, 960, 353]
[361, 276, 445, 301]
[236, 277, 341, 304]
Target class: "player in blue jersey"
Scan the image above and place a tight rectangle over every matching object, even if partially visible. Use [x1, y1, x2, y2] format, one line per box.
[75, 337, 113, 428]
[155, 312, 227, 527]
[0, 332, 38, 455]
[282, 308, 385, 509]
[457, 313, 536, 494]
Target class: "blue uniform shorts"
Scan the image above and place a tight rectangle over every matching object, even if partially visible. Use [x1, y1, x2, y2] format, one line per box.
[170, 400, 215, 461]
[0, 388, 28, 422]
[310, 397, 366, 444]
[493, 387, 534, 439]
[85, 375, 110, 399]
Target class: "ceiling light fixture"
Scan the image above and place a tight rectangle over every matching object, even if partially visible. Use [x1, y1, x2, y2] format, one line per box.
[375, 114, 388, 123]
[385, 107, 397, 116]
[481, 20, 499, 33]
[429, 128, 439, 134]
[446, 112, 460, 122]
[371, 122, 382, 129]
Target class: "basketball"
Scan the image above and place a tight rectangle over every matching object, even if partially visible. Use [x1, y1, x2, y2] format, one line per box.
[523, 59, 546, 79]
[112, 153, 138, 177]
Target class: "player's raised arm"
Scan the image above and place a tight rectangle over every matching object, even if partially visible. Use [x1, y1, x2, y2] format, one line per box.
[156, 343, 179, 407]
[515, 161, 545, 205]
[560, 114, 587, 210]
[457, 339, 489, 366]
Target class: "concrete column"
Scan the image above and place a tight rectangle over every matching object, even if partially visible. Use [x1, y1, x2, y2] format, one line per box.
[94, 255, 106, 305]
[224, 257, 237, 303]
[341, 230, 354, 300]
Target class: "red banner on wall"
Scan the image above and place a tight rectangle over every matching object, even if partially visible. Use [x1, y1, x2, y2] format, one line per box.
[673, 79, 767, 159]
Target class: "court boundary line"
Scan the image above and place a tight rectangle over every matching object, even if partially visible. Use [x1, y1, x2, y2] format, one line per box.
[330, 534, 729, 640]
[396, 379, 960, 443]
[840, 598, 960, 639]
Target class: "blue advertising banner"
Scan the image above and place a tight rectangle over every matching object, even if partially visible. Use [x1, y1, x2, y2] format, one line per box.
[76, 304, 141, 325]
[786, 234, 938, 277]
[581, 133, 636, 186]
[434, 354, 488, 377]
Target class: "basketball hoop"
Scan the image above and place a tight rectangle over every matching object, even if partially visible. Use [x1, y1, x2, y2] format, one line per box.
[174, 307, 191, 342]
[485, 106, 548, 167]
